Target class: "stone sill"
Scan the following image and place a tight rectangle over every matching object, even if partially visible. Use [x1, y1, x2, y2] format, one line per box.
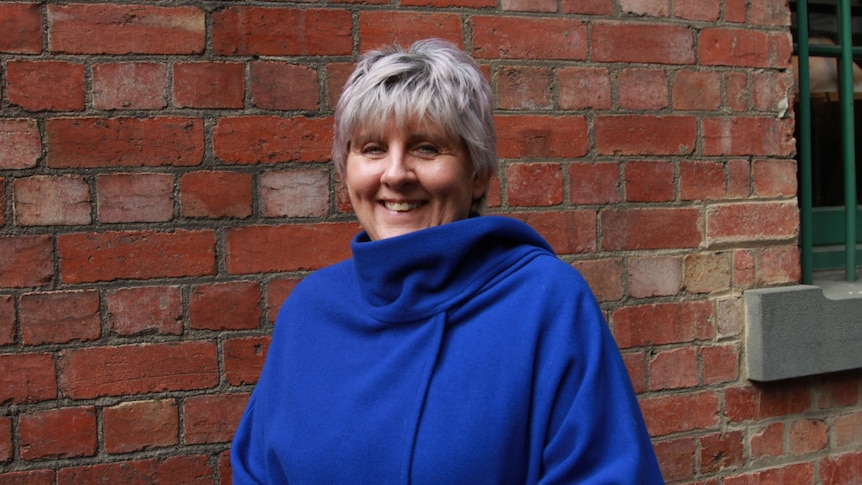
[744, 270, 862, 382]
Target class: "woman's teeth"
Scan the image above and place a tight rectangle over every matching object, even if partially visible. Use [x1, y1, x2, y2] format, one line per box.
[384, 201, 422, 212]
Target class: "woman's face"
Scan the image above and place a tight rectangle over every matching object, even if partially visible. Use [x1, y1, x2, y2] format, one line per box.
[345, 120, 488, 241]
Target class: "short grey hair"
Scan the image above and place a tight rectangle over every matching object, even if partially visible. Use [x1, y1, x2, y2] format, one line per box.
[332, 38, 498, 183]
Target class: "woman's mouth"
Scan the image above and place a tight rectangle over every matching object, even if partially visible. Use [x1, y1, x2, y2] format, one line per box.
[383, 201, 424, 212]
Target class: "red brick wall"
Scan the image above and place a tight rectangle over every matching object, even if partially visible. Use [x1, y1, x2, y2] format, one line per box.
[1, 1, 860, 483]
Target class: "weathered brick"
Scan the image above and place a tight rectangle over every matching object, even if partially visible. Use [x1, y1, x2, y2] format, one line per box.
[750, 422, 784, 459]
[92, 62, 168, 110]
[13, 175, 91, 226]
[6, 60, 85, 111]
[179, 170, 252, 219]
[97, 173, 174, 223]
[595, 115, 696, 156]
[48, 4, 205, 54]
[0, 416, 10, 463]
[0, 3, 42, 54]
[601, 207, 702, 251]
[620, 0, 669, 17]
[571, 258, 623, 302]
[58, 229, 216, 284]
[653, 437, 696, 482]
[699, 28, 791, 68]
[639, 391, 720, 437]
[0, 353, 57, 405]
[618, 68, 669, 110]
[753, 159, 797, 197]
[674, 0, 720, 21]
[680, 160, 726, 201]
[173, 62, 245, 109]
[0, 235, 54, 289]
[56, 456, 212, 484]
[189, 281, 261, 331]
[752, 245, 801, 285]
[224, 336, 271, 386]
[628, 256, 682, 298]
[558, 67, 612, 110]
[819, 451, 862, 485]
[706, 202, 798, 245]
[265, 278, 301, 323]
[225, 223, 358, 274]
[624, 161, 675, 202]
[326, 62, 355, 111]
[59, 342, 218, 399]
[183, 393, 249, 444]
[703, 117, 795, 157]
[569, 162, 621, 205]
[501, 0, 556, 12]
[104, 399, 178, 454]
[107, 286, 183, 336]
[724, 385, 810, 423]
[728, 159, 751, 198]
[260, 169, 330, 218]
[561, 0, 614, 14]
[19, 407, 97, 460]
[506, 163, 563, 207]
[0, 118, 41, 169]
[399, 0, 493, 5]
[789, 419, 828, 454]
[213, 116, 332, 164]
[700, 431, 745, 474]
[46, 117, 204, 168]
[611, 300, 714, 348]
[650, 348, 698, 390]
[684, 251, 732, 294]
[250, 62, 320, 111]
[511, 211, 597, 255]
[724, 71, 751, 112]
[753, 69, 794, 113]
[471, 16, 587, 60]
[20, 290, 100, 345]
[496, 66, 554, 110]
[673, 70, 721, 111]
[0, 468, 54, 483]
[702, 344, 739, 384]
[621, 351, 647, 394]
[496, 115, 589, 159]
[592, 22, 695, 64]
[833, 412, 862, 448]
[359, 11, 462, 51]
[213, 7, 352, 56]
[0, 295, 13, 346]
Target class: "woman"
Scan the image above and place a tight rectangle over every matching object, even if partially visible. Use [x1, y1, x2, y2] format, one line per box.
[231, 38, 663, 484]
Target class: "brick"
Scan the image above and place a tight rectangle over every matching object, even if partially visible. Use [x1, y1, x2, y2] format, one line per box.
[20, 290, 100, 345]
[600, 207, 702, 251]
[815, 376, 859, 409]
[680, 160, 726, 201]
[620, 0, 669, 17]
[104, 399, 178, 454]
[107, 286, 182, 336]
[506, 163, 563, 207]
[699, 28, 791, 69]
[706, 202, 798, 245]
[724, 385, 810, 423]
[650, 348, 698, 390]
[501, 0, 556, 11]
[0, 295, 13, 345]
[496, 66, 553, 110]
[618, 68, 669, 110]
[400, 0, 494, 5]
[93, 62, 168, 110]
[674, 0, 720, 21]
[819, 452, 862, 485]
[471, 16, 586, 60]
[750, 422, 784, 459]
[359, 11, 462, 51]
[250, 62, 320, 111]
[558, 67, 612, 110]
[624, 161, 674, 202]
[727, 159, 751, 198]
[48, 4, 204, 54]
[571, 258, 623, 302]
[6, 60, 85, 111]
[0, 3, 42, 53]
[56, 456, 212, 484]
[0, 353, 56, 405]
[154, 455, 214, 484]
[703, 117, 795, 157]
[0, 119, 41, 169]
[753, 69, 793, 113]
[753, 245, 800, 285]
[260, 169, 330, 218]
[0, 235, 53, 289]
[595, 115, 696, 156]
[13, 175, 91, 226]
[700, 431, 745, 474]
[183, 393, 249, 444]
[653, 437, 695, 482]
[592, 22, 695, 64]
[496, 115, 589, 159]
[180, 170, 252, 219]
[749, 1, 791, 25]
[213, 7, 352, 56]
[225, 222, 358, 274]
[753, 159, 797, 197]
[724, 72, 751, 112]
[224, 336, 271, 386]
[734, 249, 756, 289]
[561, 0, 614, 14]
[673, 70, 721, 110]
[833, 412, 862, 448]
[218, 452, 232, 485]
[97, 173, 174, 223]
[568, 162, 620, 205]
[628, 256, 682, 298]
[511, 211, 597, 255]
[611, 300, 714, 348]
[59, 342, 218, 399]
[58, 229, 216, 284]
[19, 407, 97, 460]
[173, 62, 244, 109]
[46, 117, 204, 168]
[0, 180, 5, 227]
[265, 277, 301, 323]
[189, 281, 261, 331]
[326, 62, 355, 111]
[639, 391, 720, 437]
[684, 251, 732, 294]
[0, 416, 10, 462]
[702, 344, 739, 384]
[213, 116, 333, 164]
[621, 351, 646, 394]
[789, 419, 828, 454]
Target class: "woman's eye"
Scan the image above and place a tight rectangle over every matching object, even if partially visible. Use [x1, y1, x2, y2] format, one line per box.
[361, 144, 385, 156]
[414, 144, 440, 156]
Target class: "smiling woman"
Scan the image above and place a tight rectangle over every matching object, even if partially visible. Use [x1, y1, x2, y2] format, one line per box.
[230, 38, 663, 484]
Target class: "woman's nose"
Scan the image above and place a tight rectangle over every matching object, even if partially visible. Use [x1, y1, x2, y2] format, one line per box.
[380, 146, 416, 186]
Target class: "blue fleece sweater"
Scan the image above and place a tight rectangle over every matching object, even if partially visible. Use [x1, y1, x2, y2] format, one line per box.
[231, 216, 663, 484]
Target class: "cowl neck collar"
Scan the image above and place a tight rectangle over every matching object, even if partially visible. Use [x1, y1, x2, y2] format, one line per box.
[349, 216, 552, 322]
